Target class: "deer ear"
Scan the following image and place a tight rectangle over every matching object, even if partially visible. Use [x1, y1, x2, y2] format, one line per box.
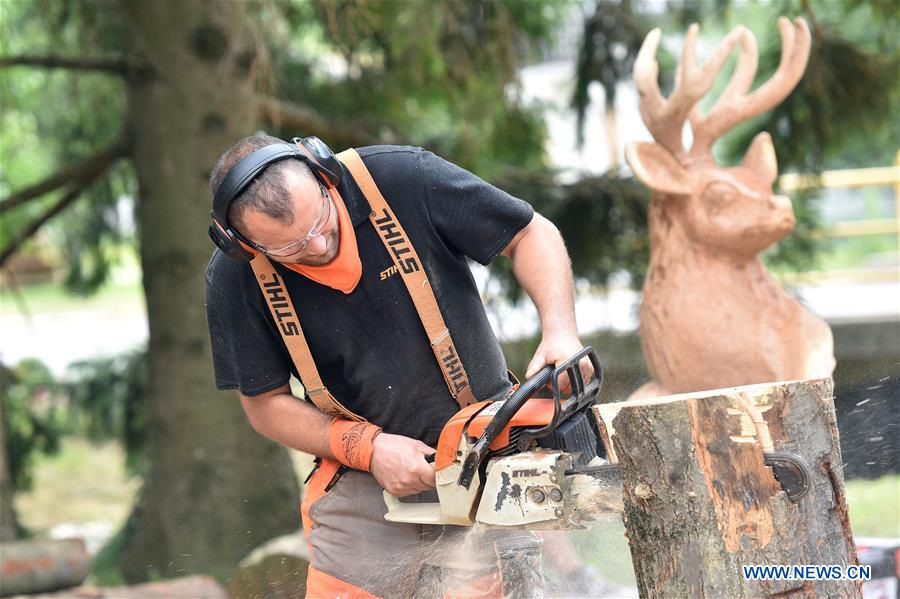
[742, 132, 778, 184]
[625, 142, 691, 195]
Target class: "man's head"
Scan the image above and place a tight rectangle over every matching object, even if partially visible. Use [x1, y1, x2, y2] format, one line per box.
[209, 134, 340, 265]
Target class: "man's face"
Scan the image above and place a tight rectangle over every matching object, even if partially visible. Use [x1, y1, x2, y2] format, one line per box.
[240, 170, 340, 266]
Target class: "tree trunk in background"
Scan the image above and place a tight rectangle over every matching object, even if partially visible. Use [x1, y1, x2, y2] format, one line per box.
[0, 403, 18, 541]
[115, 1, 299, 582]
[595, 379, 860, 598]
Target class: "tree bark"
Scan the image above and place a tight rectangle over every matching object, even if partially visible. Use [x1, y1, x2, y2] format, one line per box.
[595, 378, 861, 598]
[114, 1, 298, 583]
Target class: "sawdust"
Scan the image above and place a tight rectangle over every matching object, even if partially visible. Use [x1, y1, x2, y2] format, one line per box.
[329, 523, 545, 597]
[572, 476, 625, 520]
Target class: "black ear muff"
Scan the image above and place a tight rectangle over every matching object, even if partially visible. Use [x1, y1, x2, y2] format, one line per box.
[296, 136, 344, 187]
[208, 217, 255, 263]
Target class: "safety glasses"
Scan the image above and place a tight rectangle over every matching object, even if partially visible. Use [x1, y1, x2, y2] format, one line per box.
[254, 182, 334, 258]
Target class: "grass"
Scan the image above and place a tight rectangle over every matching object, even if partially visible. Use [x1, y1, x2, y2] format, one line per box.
[14, 437, 140, 537]
[1, 277, 144, 316]
[12, 439, 316, 539]
[845, 475, 900, 538]
[570, 516, 637, 586]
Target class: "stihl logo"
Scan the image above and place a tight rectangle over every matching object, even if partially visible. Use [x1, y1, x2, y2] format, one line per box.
[379, 264, 398, 280]
[512, 469, 540, 478]
[261, 274, 300, 336]
[374, 209, 420, 274]
[441, 345, 468, 394]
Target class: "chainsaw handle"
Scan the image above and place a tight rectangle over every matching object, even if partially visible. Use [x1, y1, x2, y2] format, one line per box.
[457, 347, 604, 490]
[457, 364, 554, 490]
[516, 347, 603, 451]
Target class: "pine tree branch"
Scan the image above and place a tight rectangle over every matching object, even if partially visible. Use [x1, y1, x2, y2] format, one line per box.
[0, 55, 131, 75]
[0, 178, 95, 268]
[800, 0, 825, 40]
[256, 95, 388, 148]
[0, 140, 129, 215]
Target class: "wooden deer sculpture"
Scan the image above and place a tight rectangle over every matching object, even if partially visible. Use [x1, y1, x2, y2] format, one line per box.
[625, 17, 835, 398]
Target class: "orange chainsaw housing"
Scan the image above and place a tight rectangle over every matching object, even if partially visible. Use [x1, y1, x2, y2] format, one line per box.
[434, 398, 557, 471]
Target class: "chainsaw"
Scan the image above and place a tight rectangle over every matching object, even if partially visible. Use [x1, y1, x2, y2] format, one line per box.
[383, 347, 624, 529]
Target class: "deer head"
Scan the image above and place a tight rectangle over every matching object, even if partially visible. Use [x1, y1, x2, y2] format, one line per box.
[625, 17, 811, 258]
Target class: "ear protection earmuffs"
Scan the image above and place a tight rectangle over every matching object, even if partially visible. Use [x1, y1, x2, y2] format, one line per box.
[208, 136, 343, 263]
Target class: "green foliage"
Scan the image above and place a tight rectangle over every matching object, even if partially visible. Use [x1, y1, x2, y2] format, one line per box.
[573, 1, 649, 145]
[0, 347, 147, 500]
[91, 525, 129, 586]
[59, 162, 137, 295]
[269, 0, 563, 178]
[570, 0, 898, 280]
[0, 0, 132, 294]
[3, 0, 896, 300]
[719, 2, 899, 271]
[66, 348, 148, 475]
[492, 171, 650, 300]
[761, 187, 820, 273]
[722, 0, 900, 172]
[0, 359, 65, 491]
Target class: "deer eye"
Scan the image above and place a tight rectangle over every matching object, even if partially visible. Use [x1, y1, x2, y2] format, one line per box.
[701, 181, 738, 212]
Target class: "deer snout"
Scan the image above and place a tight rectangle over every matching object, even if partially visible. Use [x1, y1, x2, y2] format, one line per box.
[769, 193, 796, 227]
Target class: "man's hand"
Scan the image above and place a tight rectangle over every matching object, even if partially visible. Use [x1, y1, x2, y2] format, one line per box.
[369, 432, 436, 497]
[525, 333, 595, 395]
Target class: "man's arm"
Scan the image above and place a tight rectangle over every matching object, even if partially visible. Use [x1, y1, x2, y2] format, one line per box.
[239, 384, 333, 455]
[501, 212, 591, 381]
[239, 385, 436, 495]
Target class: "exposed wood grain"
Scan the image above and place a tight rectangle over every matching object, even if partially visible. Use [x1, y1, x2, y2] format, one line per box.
[594, 379, 860, 598]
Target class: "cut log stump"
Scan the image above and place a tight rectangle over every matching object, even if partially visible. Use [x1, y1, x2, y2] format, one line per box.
[594, 378, 861, 598]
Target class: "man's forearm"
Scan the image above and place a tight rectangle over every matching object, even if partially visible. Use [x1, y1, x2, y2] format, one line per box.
[240, 386, 437, 495]
[240, 387, 335, 458]
[507, 213, 578, 337]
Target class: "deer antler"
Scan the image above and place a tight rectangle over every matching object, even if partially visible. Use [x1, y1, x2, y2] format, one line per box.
[634, 17, 812, 166]
[689, 17, 812, 160]
[634, 24, 744, 163]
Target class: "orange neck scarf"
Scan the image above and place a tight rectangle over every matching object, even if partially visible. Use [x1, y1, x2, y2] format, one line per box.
[280, 188, 362, 294]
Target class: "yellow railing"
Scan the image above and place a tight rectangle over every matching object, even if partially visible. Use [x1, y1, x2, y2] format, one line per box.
[774, 152, 899, 284]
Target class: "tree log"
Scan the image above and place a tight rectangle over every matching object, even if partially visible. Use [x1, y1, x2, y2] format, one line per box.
[594, 378, 861, 598]
[0, 539, 89, 597]
[8, 575, 226, 598]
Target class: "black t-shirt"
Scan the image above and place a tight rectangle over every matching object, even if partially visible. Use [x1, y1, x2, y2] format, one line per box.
[205, 146, 534, 447]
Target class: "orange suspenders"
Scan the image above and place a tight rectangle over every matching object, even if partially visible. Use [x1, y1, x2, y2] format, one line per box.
[250, 254, 367, 421]
[249, 149, 476, 420]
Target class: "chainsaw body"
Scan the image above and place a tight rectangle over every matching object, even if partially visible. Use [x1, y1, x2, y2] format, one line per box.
[383, 347, 623, 528]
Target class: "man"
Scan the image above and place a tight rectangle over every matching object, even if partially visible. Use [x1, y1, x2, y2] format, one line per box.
[205, 134, 586, 597]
